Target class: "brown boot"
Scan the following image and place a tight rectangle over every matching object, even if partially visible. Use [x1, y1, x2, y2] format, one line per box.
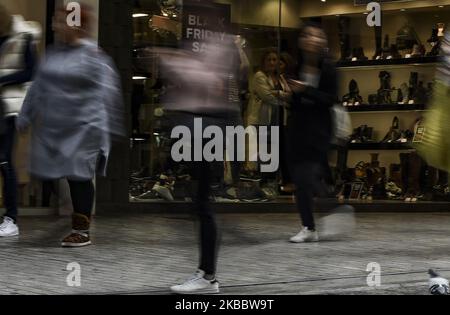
[406, 152, 423, 202]
[61, 213, 92, 248]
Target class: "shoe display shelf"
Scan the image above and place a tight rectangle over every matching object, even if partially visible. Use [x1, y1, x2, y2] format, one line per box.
[336, 56, 440, 68]
[346, 103, 426, 112]
[310, 4, 450, 208]
[347, 143, 414, 150]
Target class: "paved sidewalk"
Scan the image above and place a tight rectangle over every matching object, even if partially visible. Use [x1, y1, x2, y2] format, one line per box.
[0, 212, 449, 295]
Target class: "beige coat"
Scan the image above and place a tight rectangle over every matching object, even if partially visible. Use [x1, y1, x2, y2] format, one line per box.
[246, 71, 291, 126]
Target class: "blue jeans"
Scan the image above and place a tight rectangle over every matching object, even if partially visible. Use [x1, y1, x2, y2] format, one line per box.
[0, 117, 18, 222]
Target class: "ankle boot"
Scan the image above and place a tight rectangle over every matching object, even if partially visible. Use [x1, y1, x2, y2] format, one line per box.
[438, 170, 449, 186]
[389, 163, 403, 190]
[409, 72, 419, 103]
[399, 153, 410, 194]
[423, 166, 438, 201]
[373, 25, 383, 60]
[406, 152, 423, 201]
[382, 117, 401, 143]
[338, 17, 352, 61]
[382, 35, 391, 59]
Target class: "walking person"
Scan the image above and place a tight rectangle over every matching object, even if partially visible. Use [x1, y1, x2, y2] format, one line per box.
[0, 4, 39, 237]
[165, 34, 243, 294]
[16, 7, 124, 247]
[286, 23, 338, 243]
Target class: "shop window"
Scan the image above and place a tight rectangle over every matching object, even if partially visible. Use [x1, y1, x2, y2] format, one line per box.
[130, 0, 302, 203]
[300, 1, 450, 203]
[129, 0, 450, 205]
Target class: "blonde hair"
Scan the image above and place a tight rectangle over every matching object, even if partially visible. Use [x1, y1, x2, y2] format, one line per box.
[0, 4, 12, 37]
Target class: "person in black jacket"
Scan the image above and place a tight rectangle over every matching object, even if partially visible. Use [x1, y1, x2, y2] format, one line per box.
[286, 23, 338, 243]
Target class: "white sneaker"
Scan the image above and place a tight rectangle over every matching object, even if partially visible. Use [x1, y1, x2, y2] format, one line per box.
[290, 227, 319, 243]
[171, 270, 220, 295]
[0, 217, 19, 237]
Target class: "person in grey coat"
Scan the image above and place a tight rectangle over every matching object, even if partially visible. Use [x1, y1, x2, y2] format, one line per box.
[17, 7, 124, 247]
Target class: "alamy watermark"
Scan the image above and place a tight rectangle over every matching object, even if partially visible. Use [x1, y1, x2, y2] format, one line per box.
[366, 262, 381, 287]
[170, 118, 279, 173]
[66, 262, 82, 287]
[367, 2, 381, 27]
[66, 2, 81, 27]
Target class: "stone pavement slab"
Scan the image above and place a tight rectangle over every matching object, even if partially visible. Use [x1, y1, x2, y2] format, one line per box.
[0, 212, 449, 295]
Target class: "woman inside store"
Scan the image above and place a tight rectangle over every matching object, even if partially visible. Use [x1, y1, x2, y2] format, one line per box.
[287, 22, 338, 243]
[245, 48, 291, 177]
[17, 6, 124, 247]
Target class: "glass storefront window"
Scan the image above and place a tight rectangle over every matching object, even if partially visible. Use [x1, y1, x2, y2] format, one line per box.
[130, 0, 298, 203]
[129, 0, 450, 205]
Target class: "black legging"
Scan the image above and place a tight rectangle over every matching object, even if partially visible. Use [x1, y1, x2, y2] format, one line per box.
[292, 161, 324, 230]
[193, 160, 219, 276]
[68, 180, 95, 217]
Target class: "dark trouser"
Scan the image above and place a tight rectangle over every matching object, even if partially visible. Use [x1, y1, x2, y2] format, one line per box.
[292, 161, 324, 230]
[194, 160, 219, 276]
[321, 155, 335, 187]
[279, 125, 292, 185]
[68, 180, 95, 218]
[0, 117, 18, 222]
[42, 180, 57, 207]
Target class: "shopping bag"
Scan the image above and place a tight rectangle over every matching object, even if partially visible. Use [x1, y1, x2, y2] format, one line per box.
[415, 80, 450, 172]
[330, 104, 352, 145]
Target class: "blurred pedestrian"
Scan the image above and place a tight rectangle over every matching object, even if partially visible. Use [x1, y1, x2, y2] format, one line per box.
[416, 30, 450, 173]
[166, 34, 243, 294]
[17, 6, 124, 247]
[0, 4, 40, 237]
[287, 23, 337, 243]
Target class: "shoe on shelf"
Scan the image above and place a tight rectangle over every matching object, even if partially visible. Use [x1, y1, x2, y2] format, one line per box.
[131, 167, 150, 179]
[150, 174, 175, 201]
[239, 185, 269, 202]
[131, 190, 164, 202]
[261, 182, 279, 201]
[152, 183, 175, 201]
[171, 270, 220, 295]
[382, 117, 401, 143]
[290, 227, 319, 243]
[240, 171, 261, 182]
[213, 186, 239, 203]
[0, 217, 19, 237]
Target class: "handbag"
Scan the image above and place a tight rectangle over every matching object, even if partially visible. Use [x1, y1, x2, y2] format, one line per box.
[330, 104, 352, 145]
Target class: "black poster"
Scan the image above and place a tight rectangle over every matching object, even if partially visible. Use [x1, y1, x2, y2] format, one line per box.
[182, 0, 231, 53]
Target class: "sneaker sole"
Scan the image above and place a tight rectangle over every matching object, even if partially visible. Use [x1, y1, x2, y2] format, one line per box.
[0, 232, 19, 237]
[289, 238, 319, 243]
[171, 287, 220, 295]
[61, 241, 92, 248]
